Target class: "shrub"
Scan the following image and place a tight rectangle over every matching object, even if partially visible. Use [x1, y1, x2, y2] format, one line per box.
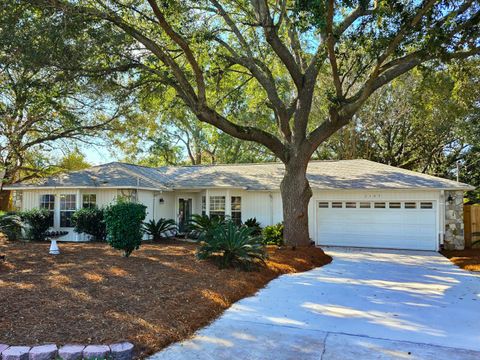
[262, 223, 284, 246]
[143, 218, 177, 241]
[0, 212, 23, 241]
[187, 214, 225, 239]
[243, 217, 262, 236]
[197, 220, 267, 270]
[72, 207, 106, 241]
[20, 208, 51, 241]
[104, 201, 147, 257]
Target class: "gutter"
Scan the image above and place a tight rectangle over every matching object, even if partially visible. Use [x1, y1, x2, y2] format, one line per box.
[2, 185, 172, 192]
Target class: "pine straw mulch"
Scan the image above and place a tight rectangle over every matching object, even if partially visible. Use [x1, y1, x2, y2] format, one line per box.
[441, 248, 480, 272]
[0, 238, 331, 359]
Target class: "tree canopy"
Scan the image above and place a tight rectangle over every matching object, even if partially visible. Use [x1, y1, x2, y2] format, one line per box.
[7, 0, 480, 243]
[0, 2, 138, 208]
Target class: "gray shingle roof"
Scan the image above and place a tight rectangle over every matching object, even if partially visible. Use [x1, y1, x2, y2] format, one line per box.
[6, 162, 169, 190]
[5, 160, 474, 191]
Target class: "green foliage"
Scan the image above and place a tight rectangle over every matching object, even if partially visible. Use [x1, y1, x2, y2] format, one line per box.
[187, 214, 225, 239]
[197, 221, 267, 270]
[0, 212, 23, 241]
[243, 217, 262, 236]
[262, 223, 284, 246]
[143, 218, 177, 241]
[72, 207, 106, 241]
[57, 150, 91, 172]
[20, 208, 51, 241]
[104, 201, 147, 257]
[0, 3, 133, 192]
[315, 63, 480, 202]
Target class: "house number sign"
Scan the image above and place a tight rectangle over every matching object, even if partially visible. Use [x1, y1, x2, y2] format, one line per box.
[363, 194, 382, 199]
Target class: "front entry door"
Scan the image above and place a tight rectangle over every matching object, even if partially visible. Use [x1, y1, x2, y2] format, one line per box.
[178, 198, 192, 233]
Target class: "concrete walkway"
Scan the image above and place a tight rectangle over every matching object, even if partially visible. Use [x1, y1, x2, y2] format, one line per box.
[149, 247, 480, 359]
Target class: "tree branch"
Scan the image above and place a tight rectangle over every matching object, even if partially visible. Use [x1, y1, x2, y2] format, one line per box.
[250, 0, 303, 89]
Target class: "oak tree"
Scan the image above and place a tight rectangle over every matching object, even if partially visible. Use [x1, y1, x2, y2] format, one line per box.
[32, 0, 479, 245]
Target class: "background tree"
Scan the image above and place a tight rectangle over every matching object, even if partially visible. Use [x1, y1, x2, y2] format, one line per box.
[29, 0, 480, 246]
[0, 2, 136, 209]
[113, 98, 275, 165]
[315, 60, 480, 200]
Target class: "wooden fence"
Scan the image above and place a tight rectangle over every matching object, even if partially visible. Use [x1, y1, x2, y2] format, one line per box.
[464, 205, 480, 248]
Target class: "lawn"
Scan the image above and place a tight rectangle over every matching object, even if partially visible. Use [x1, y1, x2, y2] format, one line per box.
[0, 239, 331, 358]
[441, 248, 480, 272]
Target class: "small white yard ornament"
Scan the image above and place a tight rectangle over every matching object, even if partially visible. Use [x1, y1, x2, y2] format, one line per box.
[49, 240, 60, 255]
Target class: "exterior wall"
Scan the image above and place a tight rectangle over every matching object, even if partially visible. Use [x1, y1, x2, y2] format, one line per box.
[21, 188, 117, 241]
[18, 186, 461, 250]
[443, 190, 465, 250]
[137, 190, 155, 223]
[154, 191, 176, 221]
[19, 188, 160, 241]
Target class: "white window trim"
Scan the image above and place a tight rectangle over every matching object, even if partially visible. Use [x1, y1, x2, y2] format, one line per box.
[59, 193, 77, 228]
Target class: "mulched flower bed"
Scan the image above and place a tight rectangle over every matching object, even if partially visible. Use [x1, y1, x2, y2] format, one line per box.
[0, 239, 331, 359]
[441, 248, 480, 272]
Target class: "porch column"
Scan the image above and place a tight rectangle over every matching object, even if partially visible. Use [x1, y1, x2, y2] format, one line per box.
[76, 189, 81, 241]
[205, 189, 210, 217]
[225, 189, 231, 218]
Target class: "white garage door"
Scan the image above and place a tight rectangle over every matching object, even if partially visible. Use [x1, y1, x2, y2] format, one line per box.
[316, 200, 437, 250]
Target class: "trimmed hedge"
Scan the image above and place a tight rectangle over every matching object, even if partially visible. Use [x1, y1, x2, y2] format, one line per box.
[72, 207, 106, 241]
[104, 201, 146, 257]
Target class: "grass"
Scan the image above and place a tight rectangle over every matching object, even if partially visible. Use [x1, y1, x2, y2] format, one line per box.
[441, 248, 480, 272]
[0, 238, 331, 358]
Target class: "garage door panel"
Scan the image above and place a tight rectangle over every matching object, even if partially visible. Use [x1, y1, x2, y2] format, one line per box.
[316, 201, 437, 251]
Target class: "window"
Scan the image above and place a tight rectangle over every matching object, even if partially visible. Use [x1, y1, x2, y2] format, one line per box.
[359, 202, 371, 208]
[82, 194, 96, 208]
[405, 202, 417, 209]
[374, 202, 386, 208]
[332, 202, 343, 208]
[40, 194, 55, 227]
[209, 196, 225, 218]
[318, 202, 329, 208]
[60, 194, 76, 227]
[231, 196, 242, 225]
[201, 196, 206, 216]
[346, 202, 357, 208]
[420, 202, 433, 209]
[389, 202, 401, 209]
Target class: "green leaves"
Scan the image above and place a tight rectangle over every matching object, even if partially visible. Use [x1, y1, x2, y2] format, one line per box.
[104, 201, 147, 257]
[0, 212, 24, 241]
[20, 208, 51, 241]
[143, 218, 177, 241]
[72, 207, 106, 241]
[262, 223, 284, 246]
[196, 220, 267, 270]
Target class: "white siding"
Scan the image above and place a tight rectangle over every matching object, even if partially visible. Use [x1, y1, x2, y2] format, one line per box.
[21, 189, 117, 241]
[154, 191, 175, 221]
[240, 191, 275, 227]
[19, 187, 444, 249]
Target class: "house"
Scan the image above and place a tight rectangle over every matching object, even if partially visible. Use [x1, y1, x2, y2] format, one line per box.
[4, 160, 474, 250]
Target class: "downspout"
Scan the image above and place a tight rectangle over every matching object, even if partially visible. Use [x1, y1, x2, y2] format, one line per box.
[439, 190, 445, 249]
[269, 192, 274, 225]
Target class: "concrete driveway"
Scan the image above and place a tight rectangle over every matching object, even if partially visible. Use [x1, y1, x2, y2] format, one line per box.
[149, 247, 480, 360]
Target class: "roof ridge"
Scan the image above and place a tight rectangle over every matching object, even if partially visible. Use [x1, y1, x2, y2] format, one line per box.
[154, 159, 365, 169]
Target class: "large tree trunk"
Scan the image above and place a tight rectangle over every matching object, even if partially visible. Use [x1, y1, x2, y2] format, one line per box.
[280, 159, 313, 247]
[0, 189, 11, 211]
